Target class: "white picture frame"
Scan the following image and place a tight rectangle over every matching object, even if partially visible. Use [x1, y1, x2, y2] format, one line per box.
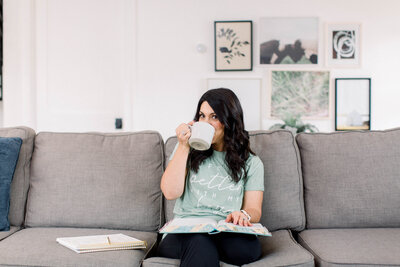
[206, 78, 261, 130]
[326, 23, 361, 67]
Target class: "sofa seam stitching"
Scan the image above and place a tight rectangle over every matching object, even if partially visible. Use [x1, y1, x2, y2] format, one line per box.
[291, 133, 306, 231]
[296, 127, 400, 137]
[158, 133, 165, 231]
[37, 131, 161, 137]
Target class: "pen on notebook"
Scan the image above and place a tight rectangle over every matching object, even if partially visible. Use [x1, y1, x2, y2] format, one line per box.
[107, 236, 111, 245]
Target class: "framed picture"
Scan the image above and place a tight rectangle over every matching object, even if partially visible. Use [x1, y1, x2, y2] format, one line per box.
[259, 17, 319, 65]
[206, 78, 261, 130]
[335, 78, 371, 131]
[0, 74, 2, 101]
[326, 24, 361, 67]
[269, 70, 330, 119]
[214, 21, 252, 71]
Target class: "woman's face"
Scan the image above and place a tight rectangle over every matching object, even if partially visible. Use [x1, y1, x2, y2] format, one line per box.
[198, 101, 225, 151]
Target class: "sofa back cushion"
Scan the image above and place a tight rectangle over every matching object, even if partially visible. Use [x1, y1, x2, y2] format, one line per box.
[0, 127, 35, 227]
[296, 128, 400, 229]
[164, 130, 305, 231]
[25, 131, 164, 231]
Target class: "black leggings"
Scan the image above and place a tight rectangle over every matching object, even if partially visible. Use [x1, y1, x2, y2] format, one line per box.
[157, 233, 262, 267]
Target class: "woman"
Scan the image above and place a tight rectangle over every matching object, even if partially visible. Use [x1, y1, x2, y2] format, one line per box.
[158, 88, 264, 267]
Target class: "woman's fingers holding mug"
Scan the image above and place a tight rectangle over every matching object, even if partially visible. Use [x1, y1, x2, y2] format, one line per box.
[181, 130, 190, 138]
[176, 123, 191, 143]
[176, 123, 188, 135]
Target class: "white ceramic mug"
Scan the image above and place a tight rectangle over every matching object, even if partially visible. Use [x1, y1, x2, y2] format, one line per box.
[188, 122, 215, 151]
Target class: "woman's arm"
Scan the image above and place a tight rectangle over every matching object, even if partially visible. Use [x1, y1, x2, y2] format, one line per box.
[160, 122, 193, 200]
[225, 190, 263, 226]
[241, 190, 263, 223]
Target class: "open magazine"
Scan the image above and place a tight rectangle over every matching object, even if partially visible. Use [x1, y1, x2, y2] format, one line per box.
[159, 217, 271, 236]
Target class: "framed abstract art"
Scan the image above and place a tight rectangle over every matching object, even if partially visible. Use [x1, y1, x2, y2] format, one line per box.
[326, 24, 361, 67]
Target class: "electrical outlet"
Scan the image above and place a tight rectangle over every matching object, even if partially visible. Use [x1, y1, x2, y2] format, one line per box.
[115, 118, 123, 129]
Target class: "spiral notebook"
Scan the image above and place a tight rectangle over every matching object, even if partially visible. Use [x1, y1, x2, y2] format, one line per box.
[56, 233, 147, 254]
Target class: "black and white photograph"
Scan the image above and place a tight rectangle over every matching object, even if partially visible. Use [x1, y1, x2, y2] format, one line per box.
[259, 17, 319, 65]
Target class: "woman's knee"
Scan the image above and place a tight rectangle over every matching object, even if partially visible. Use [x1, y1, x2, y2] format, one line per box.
[219, 235, 262, 265]
[157, 234, 182, 259]
[181, 234, 219, 267]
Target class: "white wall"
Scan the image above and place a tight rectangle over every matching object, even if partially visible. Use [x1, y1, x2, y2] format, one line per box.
[34, 0, 135, 132]
[3, 0, 135, 132]
[3, 0, 400, 140]
[3, 0, 36, 128]
[135, 0, 400, 139]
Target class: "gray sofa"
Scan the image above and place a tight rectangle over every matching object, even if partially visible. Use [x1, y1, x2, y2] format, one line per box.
[0, 127, 163, 267]
[296, 130, 400, 267]
[0, 126, 399, 267]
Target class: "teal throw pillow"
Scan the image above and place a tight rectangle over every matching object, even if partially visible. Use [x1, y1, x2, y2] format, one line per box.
[0, 137, 23, 231]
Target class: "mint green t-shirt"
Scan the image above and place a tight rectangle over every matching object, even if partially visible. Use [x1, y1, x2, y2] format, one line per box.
[172, 148, 264, 222]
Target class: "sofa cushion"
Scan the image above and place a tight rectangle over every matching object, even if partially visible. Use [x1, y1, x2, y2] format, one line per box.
[0, 227, 157, 267]
[163, 130, 305, 232]
[298, 228, 400, 267]
[0, 226, 20, 241]
[296, 128, 400, 228]
[143, 230, 313, 267]
[143, 257, 237, 267]
[0, 137, 23, 231]
[244, 230, 313, 267]
[25, 131, 164, 231]
[0, 127, 35, 227]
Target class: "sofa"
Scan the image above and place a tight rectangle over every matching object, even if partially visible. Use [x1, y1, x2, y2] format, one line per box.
[0, 126, 399, 267]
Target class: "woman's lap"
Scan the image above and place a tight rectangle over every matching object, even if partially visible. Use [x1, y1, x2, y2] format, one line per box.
[157, 233, 261, 266]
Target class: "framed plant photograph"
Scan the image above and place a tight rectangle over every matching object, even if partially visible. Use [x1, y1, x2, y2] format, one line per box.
[269, 70, 330, 119]
[326, 24, 361, 67]
[259, 17, 319, 65]
[214, 21, 252, 71]
[335, 78, 371, 131]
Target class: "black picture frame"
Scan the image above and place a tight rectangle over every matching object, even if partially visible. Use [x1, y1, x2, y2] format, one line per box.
[335, 78, 371, 131]
[214, 20, 252, 71]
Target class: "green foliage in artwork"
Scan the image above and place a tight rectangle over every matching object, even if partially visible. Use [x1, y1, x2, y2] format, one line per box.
[280, 55, 312, 64]
[271, 71, 329, 119]
[269, 114, 318, 134]
[217, 27, 250, 64]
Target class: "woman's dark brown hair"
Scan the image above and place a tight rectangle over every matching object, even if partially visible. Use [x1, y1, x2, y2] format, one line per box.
[188, 88, 254, 183]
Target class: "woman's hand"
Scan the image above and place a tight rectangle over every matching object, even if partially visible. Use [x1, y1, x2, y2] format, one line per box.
[175, 121, 194, 147]
[225, 211, 253, 227]
[161, 121, 195, 200]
